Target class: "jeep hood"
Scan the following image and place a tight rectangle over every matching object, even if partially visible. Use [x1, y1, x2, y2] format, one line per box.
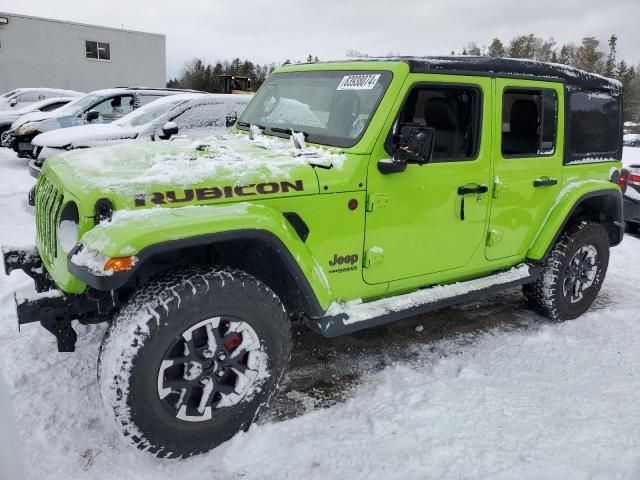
[33, 124, 137, 148]
[45, 134, 347, 209]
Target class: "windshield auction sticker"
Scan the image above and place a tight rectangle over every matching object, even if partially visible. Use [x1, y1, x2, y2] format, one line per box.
[337, 74, 381, 90]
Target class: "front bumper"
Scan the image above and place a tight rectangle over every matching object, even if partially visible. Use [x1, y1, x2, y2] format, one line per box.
[28, 159, 42, 179]
[2, 246, 119, 352]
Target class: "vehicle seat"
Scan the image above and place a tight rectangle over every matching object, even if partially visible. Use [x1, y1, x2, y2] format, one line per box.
[503, 100, 539, 155]
[423, 98, 462, 160]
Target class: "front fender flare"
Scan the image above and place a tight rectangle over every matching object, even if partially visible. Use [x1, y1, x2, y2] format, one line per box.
[527, 182, 623, 261]
[68, 203, 331, 315]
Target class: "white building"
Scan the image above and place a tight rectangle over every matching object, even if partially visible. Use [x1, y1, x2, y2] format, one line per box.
[0, 12, 166, 93]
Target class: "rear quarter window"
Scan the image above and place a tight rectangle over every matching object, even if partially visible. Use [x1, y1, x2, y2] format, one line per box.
[567, 91, 622, 163]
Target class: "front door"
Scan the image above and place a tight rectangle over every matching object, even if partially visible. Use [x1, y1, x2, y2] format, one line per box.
[363, 75, 492, 284]
[485, 79, 564, 261]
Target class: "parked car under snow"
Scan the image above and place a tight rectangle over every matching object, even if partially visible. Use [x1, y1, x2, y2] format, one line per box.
[0, 97, 77, 139]
[622, 146, 640, 231]
[28, 93, 251, 178]
[0, 88, 84, 111]
[3, 87, 201, 159]
[624, 134, 640, 148]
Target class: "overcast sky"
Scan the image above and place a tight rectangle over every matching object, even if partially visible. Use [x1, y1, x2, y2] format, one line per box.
[5, 0, 640, 79]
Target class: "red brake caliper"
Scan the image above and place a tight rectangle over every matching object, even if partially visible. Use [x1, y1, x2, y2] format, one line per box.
[223, 333, 242, 352]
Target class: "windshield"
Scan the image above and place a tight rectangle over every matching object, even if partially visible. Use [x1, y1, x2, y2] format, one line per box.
[238, 71, 392, 147]
[116, 98, 187, 127]
[54, 93, 103, 115]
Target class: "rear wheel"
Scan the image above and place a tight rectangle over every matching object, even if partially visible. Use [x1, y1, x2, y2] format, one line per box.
[98, 267, 291, 458]
[524, 221, 610, 321]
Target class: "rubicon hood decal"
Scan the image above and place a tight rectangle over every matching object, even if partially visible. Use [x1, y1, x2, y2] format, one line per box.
[134, 180, 304, 207]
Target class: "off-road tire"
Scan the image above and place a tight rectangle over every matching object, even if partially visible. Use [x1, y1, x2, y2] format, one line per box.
[523, 221, 610, 321]
[98, 267, 291, 458]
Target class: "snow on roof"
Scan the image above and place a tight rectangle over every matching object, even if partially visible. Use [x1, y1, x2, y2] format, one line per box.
[3, 87, 84, 96]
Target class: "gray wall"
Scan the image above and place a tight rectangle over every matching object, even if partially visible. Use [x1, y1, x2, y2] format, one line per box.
[0, 13, 166, 93]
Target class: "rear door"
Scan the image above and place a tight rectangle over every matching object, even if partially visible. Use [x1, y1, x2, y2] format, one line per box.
[486, 79, 564, 260]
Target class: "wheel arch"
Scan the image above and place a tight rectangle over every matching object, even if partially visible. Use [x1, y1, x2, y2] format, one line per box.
[527, 187, 623, 261]
[69, 204, 332, 318]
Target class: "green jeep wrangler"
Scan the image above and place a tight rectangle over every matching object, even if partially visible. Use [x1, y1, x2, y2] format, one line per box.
[3, 57, 625, 458]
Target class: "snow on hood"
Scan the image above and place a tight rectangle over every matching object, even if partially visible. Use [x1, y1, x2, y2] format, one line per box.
[10, 110, 58, 130]
[33, 124, 136, 148]
[47, 132, 346, 197]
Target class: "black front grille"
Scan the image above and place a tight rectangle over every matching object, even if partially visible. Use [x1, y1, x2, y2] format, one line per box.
[35, 175, 64, 263]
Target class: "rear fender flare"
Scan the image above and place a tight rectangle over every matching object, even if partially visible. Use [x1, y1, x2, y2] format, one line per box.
[527, 183, 623, 261]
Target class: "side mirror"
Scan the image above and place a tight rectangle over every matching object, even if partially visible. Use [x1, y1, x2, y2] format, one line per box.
[377, 158, 407, 174]
[393, 124, 435, 165]
[9, 99, 17, 107]
[160, 121, 179, 139]
[225, 115, 237, 128]
[86, 110, 100, 122]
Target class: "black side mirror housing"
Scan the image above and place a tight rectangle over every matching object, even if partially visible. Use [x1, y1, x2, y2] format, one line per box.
[377, 158, 407, 174]
[9, 99, 17, 107]
[86, 110, 100, 122]
[394, 124, 435, 165]
[225, 115, 238, 128]
[159, 121, 179, 140]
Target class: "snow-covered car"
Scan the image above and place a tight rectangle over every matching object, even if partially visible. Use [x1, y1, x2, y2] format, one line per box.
[0, 97, 77, 139]
[623, 134, 640, 147]
[3, 87, 202, 158]
[0, 88, 83, 111]
[28, 93, 251, 177]
[622, 146, 640, 231]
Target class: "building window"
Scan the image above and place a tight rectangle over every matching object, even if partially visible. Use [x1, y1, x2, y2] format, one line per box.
[85, 40, 110, 61]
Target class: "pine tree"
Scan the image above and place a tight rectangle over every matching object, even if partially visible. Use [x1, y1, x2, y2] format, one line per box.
[605, 34, 617, 77]
[487, 38, 506, 58]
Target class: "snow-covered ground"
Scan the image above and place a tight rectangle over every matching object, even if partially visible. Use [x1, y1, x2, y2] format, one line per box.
[1, 146, 640, 479]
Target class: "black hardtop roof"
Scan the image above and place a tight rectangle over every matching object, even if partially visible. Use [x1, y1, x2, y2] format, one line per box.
[345, 56, 622, 92]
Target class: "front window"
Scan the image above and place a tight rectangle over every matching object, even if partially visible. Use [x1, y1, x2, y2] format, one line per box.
[238, 71, 392, 147]
[91, 95, 134, 122]
[56, 94, 103, 115]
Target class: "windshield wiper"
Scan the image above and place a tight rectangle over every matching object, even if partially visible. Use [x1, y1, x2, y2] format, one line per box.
[270, 127, 309, 138]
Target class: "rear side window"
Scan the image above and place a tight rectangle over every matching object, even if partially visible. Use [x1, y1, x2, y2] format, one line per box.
[502, 89, 557, 157]
[568, 91, 621, 160]
[397, 86, 481, 162]
[40, 102, 68, 112]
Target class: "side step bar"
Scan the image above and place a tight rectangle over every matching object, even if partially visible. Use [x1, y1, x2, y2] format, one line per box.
[307, 264, 540, 337]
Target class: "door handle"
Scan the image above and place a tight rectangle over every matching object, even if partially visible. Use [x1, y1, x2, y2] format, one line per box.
[457, 184, 489, 195]
[533, 178, 558, 187]
[457, 184, 488, 221]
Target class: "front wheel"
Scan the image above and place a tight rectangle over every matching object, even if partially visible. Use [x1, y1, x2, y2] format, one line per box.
[98, 267, 291, 458]
[524, 221, 610, 321]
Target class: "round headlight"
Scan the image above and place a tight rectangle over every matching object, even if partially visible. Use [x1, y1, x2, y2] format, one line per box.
[59, 202, 79, 253]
